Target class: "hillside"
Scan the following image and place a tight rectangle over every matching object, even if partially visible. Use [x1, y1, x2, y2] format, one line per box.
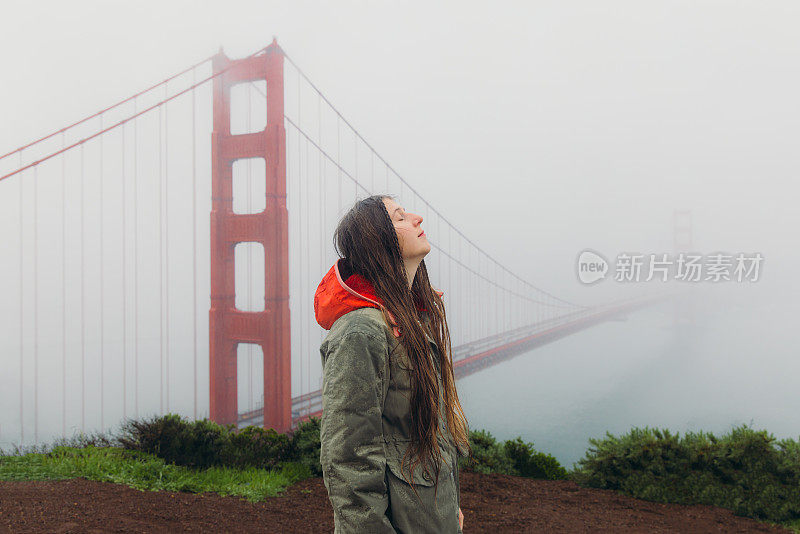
[1, 471, 793, 533]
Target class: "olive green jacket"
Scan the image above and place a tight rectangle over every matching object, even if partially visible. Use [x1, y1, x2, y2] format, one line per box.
[314, 259, 463, 533]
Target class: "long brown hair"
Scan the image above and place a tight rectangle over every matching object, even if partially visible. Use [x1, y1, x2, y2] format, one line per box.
[333, 194, 472, 500]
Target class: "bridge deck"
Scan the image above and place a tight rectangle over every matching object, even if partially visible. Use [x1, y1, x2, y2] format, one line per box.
[238, 294, 666, 430]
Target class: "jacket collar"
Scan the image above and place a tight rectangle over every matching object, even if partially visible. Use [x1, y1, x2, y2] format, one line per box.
[313, 258, 443, 342]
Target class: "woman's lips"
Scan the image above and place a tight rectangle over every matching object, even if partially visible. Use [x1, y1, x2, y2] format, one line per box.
[419, 231, 426, 238]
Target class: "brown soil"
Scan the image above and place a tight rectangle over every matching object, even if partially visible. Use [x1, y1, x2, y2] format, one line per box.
[0, 471, 793, 533]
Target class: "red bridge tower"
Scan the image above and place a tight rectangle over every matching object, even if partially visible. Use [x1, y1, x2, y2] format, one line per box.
[208, 40, 291, 433]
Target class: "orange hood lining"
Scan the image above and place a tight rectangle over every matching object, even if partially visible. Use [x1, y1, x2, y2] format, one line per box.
[314, 257, 444, 337]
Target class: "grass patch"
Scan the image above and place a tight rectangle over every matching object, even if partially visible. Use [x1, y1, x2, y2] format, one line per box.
[0, 445, 311, 503]
[3, 417, 799, 532]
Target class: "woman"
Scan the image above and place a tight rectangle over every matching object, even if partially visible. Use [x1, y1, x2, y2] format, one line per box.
[314, 194, 471, 533]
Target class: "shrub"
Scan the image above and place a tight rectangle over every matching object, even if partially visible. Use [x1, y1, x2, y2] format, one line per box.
[459, 430, 568, 480]
[571, 424, 800, 523]
[117, 414, 320, 474]
[504, 437, 568, 480]
[460, 429, 516, 475]
[118, 414, 234, 470]
[288, 417, 322, 476]
[225, 426, 292, 470]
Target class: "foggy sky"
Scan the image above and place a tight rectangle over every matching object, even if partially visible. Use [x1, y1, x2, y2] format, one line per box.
[3, 0, 798, 305]
[2, 1, 799, 452]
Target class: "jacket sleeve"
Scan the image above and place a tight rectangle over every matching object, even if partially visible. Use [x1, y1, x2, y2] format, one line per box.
[320, 330, 395, 533]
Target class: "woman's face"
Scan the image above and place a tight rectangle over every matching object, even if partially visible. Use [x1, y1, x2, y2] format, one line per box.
[383, 197, 430, 260]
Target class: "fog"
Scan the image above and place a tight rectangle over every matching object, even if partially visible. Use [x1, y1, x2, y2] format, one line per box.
[1, 1, 798, 460]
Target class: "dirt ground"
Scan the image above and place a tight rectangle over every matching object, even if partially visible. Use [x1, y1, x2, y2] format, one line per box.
[0, 470, 794, 533]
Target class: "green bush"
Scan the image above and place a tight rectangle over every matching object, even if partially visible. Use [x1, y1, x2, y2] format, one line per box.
[117, 414, 320, 474]
[11, 409, 800, 529]
[571, 424, 800, 523]
[459, 430, 568, 480]
[460, 429, 515, 475]
[118, 414, 233, 470]
[226, 426, 292, 470]
[288, 417, 322, 476]
[504, 437, 568, 480]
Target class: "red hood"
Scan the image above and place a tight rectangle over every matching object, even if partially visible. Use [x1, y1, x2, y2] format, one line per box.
[314, 258, 443, 337]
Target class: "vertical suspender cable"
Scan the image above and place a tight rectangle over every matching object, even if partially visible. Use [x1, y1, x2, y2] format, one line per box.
[319, 93, 324, 395]
[437, 216, 441, 291]
[33, 164, 38, 444]
[80, 144, 85, 433]
[337, 117, 341, 215]
[305, 135, 311, 414]
[62, 134, 67, 439]
[457, 239, 461, 339]
[501, 271, 505, 332]
[100, 114, 105, 431]
[462, 242, 466, 341]
[470, 249, 473, 337]
[501, 266, 505, 332]
[353, 128, 357, 188]
[476, 253, 479, 336]
[18, 151, 24, 445]
[191, 69, 198, 421]
[122, 118, 127, 421]
[448, 228, 452, 346]
[500, 268, 504, 332]
[165, 83, 170, 413]
[133, 98, 139, 419]
[297, 76, 304, 415]
[158, 93, 164, 414]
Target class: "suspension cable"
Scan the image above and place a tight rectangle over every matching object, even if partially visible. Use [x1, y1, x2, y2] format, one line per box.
[279, 46, 586, 309]
[1, 44, 274, 183]
[0, 55, 214, 162]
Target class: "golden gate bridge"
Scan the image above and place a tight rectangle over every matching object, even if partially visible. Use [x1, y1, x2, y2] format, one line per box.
[0, 39, 668, 450]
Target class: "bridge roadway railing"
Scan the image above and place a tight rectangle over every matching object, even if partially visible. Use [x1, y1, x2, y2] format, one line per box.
[450, 294, 666, 379]
[237, 292, 670, 429]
